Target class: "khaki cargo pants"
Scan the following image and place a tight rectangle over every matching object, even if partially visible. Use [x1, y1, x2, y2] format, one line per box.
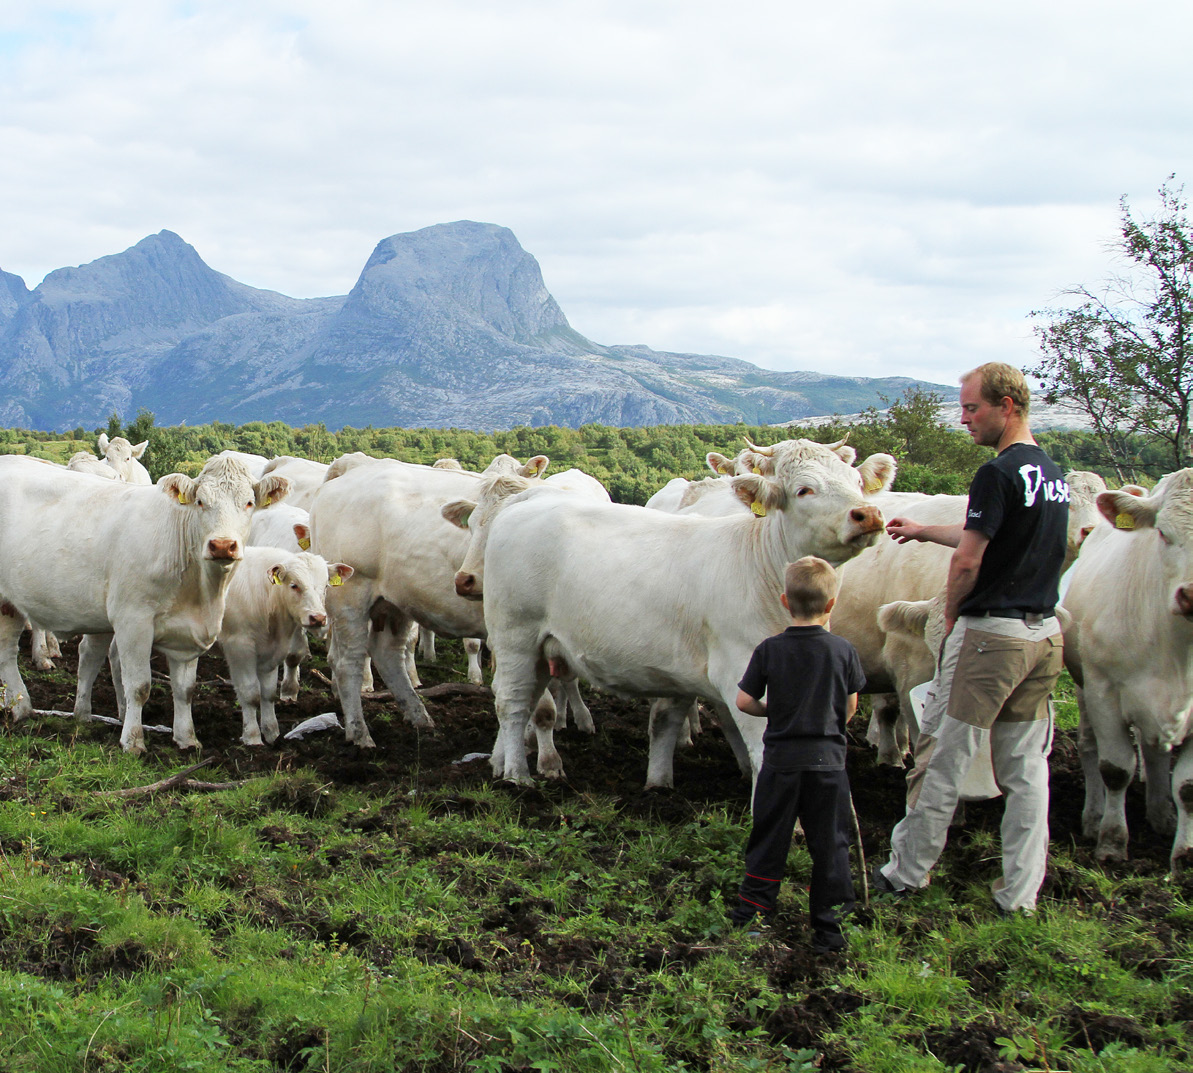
[880, 613, 1063, 912]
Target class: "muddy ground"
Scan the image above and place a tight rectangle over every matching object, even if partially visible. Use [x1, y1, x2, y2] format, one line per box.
[11, 637, 1193, 1072]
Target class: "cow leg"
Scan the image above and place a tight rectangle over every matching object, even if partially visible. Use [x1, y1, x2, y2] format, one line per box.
[403, 623, 421, 690]
[369, 611, 433, 729]
[465, 638, 484, 686]
[113, 624, 156, 754]
[29, 625, 55, 671]
[546, 678, 568, 730]
[325, 587, 377, 748]
[491, 650, 550, 784]
[46, 631, 61, 659]
[871, 692, 907, 766]
[1076, 688, 1105, 840]
[645, 699, 694, 789]
[418, 626, 436, 663]
[257, 664, 281, 745]
[224, 642, 266, 746]
[166, 656, 200, 750]
[0, 606, 32, 721]
[687, 700, 702, 738]
[1140, 741, 1177, 836]
[527, 687, 563, 778]
[73, 632, 114, 720]
[1171, 738, 1193, 872]
[1087, 696, 1137, 862]
[279, 631, 308, 703]
[562, 675, 594, 734]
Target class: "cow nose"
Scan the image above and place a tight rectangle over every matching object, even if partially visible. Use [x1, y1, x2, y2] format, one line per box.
[850, 506, 883, 533]
[1175, 586, 1193, 617]
[454, 570, 477, 597]
[308, 612, 327, 628]
[208, 537, 240, 560]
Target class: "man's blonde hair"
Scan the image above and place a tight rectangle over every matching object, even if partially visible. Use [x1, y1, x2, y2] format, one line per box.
[961, 362, 1031, 418]
[784, 556, 839, 618]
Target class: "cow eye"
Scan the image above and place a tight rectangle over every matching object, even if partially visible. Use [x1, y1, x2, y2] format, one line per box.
[796, 487, 814, 497]
[1158, 528, 1173, 546]
[290, 583, 300, 591]
[196, 498, 204, 508]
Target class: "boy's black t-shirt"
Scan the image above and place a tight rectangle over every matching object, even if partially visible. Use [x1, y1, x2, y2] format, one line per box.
[960, 442, 1069, 616]
[738, 625, 865, 771]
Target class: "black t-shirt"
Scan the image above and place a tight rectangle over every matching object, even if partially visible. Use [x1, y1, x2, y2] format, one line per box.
[960, 442, 1069, 615]
[738, 625, 865, 771]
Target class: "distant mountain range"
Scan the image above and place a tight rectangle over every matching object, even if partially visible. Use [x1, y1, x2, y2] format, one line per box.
[0, 222, 953, 431]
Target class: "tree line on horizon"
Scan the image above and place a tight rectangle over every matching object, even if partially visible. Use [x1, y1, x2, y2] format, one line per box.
[0, 386, 1168, 505]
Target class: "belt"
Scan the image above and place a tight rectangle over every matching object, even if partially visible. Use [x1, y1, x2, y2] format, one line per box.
[979, 609, 1054, 621]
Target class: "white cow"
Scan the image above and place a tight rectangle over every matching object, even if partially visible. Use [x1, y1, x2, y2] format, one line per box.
[260, 456, 329, 513]
[215, 547, 352, 745]
[0, 455, 289, 752]
[67, 452, 121, 479]
[443, 468, 612, 733]
[480, 437, 895, 786]
[96, 434, 152, 484]
[1061, 470, 1193, 869]
[213, 450, 270, 481]
[310, 452, 548, 747]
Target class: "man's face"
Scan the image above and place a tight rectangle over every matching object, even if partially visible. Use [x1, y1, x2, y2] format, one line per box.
[959, 376, 1007, 448]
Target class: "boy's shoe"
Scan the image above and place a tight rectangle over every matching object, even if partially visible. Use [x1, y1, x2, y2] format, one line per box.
[871, 865, 912, 899]
[810, 930, 846, 954]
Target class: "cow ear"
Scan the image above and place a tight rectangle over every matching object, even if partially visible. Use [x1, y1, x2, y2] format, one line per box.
[1120, 484, 1147, 497]
[268, 564, 285, 586]
[1097, 489, 1156, 530]
[518, 455, 549, 479]
[858, 453, 897, 495]
[731, 474, 787, 517]
[329, 563, 354, 585]
[441, 498, 476, 530]
[254, 474, 290, 508]
[877, 598, 932, 639]
[707, 452, 734, 476]
[97, 433, 110, 453]
[293, 523, 312, 550]
[831, 444, 858, 465]
[159, 473, 197, 505]
[131, 440, 148, 459]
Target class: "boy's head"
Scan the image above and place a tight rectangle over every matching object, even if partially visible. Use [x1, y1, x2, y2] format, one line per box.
[782, 556, 839, 619]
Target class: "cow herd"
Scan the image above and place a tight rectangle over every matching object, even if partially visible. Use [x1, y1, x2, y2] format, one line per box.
[1, 435, 1192, 871]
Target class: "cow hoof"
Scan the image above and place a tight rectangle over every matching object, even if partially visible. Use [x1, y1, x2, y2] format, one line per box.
[1095, 829, 1129, 862]
[33, 659, 54, 672]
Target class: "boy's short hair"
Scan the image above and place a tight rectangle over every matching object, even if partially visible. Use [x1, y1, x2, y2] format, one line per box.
[961, 361, 1031, 418]
[784, 556, 839, 617]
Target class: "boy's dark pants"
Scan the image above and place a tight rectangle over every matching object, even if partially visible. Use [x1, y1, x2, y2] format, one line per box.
[732, 765, 855, 935]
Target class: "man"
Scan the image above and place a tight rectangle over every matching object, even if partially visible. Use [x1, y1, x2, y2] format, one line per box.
[874, 362, 1068, 914]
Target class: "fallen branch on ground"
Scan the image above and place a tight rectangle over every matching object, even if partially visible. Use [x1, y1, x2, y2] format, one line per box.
[93, 759, 245, 798]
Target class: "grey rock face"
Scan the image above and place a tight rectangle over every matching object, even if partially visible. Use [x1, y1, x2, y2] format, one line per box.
[0, 222, 949, 429]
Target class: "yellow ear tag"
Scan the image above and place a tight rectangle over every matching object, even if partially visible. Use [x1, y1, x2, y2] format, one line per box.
[330, 574, 344, 586]
[270, 573, 282, 585]
[1116, 512, 1136, 530]
[752, 465, 761, 475]
[864, 476, 883, 494]
[262, 496, 271, 507]
[751, 501, 767, 517]
[298, 537, 311, 550]
[177, 493, 189, 505]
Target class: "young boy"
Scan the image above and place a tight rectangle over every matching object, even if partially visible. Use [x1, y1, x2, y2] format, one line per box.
[730, 556, 865, 952]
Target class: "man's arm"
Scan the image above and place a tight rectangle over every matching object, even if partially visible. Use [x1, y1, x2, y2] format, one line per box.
[736, 689, 767, 718]
[886, 517, 964, 547]
[845, 692, 858, 724]
[943, 528, 991, 635]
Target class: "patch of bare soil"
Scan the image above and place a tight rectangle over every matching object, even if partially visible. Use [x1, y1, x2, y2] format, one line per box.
[9, 637, 1189, 1069]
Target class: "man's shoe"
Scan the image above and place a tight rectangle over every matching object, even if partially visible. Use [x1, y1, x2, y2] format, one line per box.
[811, 930, 846, 954]
[871, 865, 911, 899]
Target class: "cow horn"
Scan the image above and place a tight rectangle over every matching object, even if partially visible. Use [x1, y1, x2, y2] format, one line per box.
[825, 436, 850, 451]
[744, 438, 776, 457]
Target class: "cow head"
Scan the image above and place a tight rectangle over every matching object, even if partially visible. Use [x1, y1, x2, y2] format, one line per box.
[268, 553, 353, 628]
[159, 456, 290, 564]
[1097, 470, 1193, 619]
[729, 438, 896, 565]
[1064, 470, 1108, 569]
[443, 473, 536, 599]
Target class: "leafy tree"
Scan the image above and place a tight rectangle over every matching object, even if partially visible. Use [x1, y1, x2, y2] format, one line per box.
[1031, 177, 1193, 478]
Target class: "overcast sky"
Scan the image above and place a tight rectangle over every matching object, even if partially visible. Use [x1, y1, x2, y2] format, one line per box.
[3, 1, 1192, 386]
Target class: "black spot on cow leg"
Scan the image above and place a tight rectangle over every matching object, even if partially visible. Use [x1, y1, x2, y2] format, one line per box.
[0, 602, 16, 618]
[1178, 781, 1193, 813]
[285, 654, 301, 668]
[1098, 762, 1131, 793]
[183, 683, 195, 705]
[133, 682, 152, 706]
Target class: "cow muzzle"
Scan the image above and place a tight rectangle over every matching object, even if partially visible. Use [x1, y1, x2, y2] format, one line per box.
[206, 537, 241, 561]
[454, 570, 483, 600]
[1173, 585, 1193, 619]
[306, 612, 327, 628]
[846, 505, 884, 542]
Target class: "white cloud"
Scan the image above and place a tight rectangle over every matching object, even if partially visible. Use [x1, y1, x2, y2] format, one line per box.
[1, 0, 1192, 388]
